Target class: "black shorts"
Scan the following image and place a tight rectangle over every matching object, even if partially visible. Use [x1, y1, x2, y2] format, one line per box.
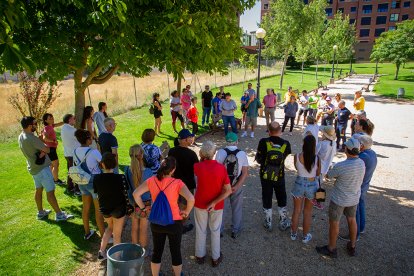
[102, 205, 127, 219]
[298, 109, 309, 117]
[48, 147, 58, 161]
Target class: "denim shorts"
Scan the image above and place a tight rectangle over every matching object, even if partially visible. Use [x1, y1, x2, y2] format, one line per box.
[291, 176, 318, 200]
[78, 175, 97, 199]
[32, 167, 56, 192]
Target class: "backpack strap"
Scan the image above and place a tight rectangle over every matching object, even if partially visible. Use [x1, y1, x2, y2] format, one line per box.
[74, 148, 92, 165]
[223, 148, 240, 156]
[154, 178, 176, 193]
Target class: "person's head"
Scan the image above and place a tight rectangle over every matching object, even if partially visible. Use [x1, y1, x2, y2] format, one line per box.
[215, 92, 221, 98]
[219, 86, 224, 92]
[355, 90, 362, 98]
[191, 97, 197, 105]
[266, 88, 272, 95]
[63, 114, 76, 126]
[199, 141, 216, 161]
[321, 92, 327, 99]
[177, 129, 195, 147]
[335, 93, 341, 101]
[81, 106, 94, 129]
[186, 85, 191, 91]
[153, 92, 160, 101]
[225, 132, 238, 146]
[356, 110, 367, 120]
[302, 135, 317, 173]
[344, 138, 360, 157]
[74, 129, 92, 146]
[182, 88, 187, 94]
[171, 90, 178, 97]
[42, 113, 54, 126]
[288, 86, 292, 92]
[104, 117, 116, 133]
[302, 90, 307, 96]
[98, 102, 107, 112]
[156, 156, 176, 181]
[268, 121, 282, 136]
[248, 83, 252, 89]
[101, 152, 117, 170]
[338, 100, 346, 109]
[355, 119, 372, 135]
[141, 129, 156, 144]
[204, 85, 210, 91]
[325, 96, 332, 104]
[21, 116, 37, 132]
[129, 144, 145, 187]
[306, 115, 316, 125]
[290, 95, 296, 102]
[225, 92, 232, 101]
[356, 134, 373, 152]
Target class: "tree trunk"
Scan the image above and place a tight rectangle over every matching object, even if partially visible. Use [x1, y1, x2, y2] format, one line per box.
[315, 59, 319, 80]
[395, 63, 400, 80]
[74, 71, 86, 129]
[279, 52, 289, 89]
[177, 76, 182, 93]
[301, 60, 304, 83]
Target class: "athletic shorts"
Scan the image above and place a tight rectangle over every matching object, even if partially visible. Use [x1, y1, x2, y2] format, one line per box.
[171, 111, 184, 123]
[245, 116, 257, 127]
[329, 201, 357, 221]
[102, 205, 127, 219]
[48, 147, 58, 161]
[298, 109, 309, 117]
[32, 167, 56, 192]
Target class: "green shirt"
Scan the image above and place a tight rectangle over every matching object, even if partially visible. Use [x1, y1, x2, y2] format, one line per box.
[308, 95, 319, 109]
[18, 131, 51, 175]
[246, 98, 261, 117]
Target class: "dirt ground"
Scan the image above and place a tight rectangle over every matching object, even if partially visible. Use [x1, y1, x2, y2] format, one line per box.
[75, 75, 414, 275]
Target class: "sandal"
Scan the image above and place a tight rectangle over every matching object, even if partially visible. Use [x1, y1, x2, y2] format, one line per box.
[211, 252, 223, 267]
[315, 245, 337, 258]
[195, 256, 205, 264]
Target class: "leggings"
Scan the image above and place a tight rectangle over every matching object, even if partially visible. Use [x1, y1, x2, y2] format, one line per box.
[282, 116, 295, 132]
[191, 122, 198, 135]
[260, 178, 287, 209]
[151, 221, 183, 266]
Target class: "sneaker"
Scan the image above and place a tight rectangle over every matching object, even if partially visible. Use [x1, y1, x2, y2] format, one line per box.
[312, 199, 324, 210]
[315, 245, 338, 258]
[98, 250, 107, 261]
[241, 131, 247, 138]
[338, 234, 359, 242]
[346, 242, 357, 257]
[182, 223, 194, 234]
[290, 231, 298, 241]
[302, 233, 312, 244]
[278, 217, 291, 231]
[84, 230, 95, 240]
[55, 211, 74, 222]
[74, 191, 82, 197]
[37, 209, 52, 220]
[263, 219, 272, 232]
[250, 132, 254, 138]
[54, 179, 66, 185]
[360, 229, 365, 234]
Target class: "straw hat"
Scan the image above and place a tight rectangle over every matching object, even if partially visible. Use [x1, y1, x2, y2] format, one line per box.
[319, 125, 336, 141]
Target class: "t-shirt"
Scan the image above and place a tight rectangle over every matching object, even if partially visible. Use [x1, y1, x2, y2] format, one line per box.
[212, 97, 222, 114]
[316, 140, 336, 174]
[170, 96, 181, 112]
[323, 103, 335, 118]
[256, 136, 291, 177]
[359, 149, 377, 192]
[147, 176, 185, 221]
[263, 94, 277, 108]
[308, 95, 319, 109]
[215, 146, 249, 178]
[284, 91, 298, 103]
[194, 160, 230, 210]
[125, 166, 153, 202]
[73, 146, 102, 175]
[42, 125, 58, 148]
[181, 93, 191, 110]
[220, 100, 237, 116]
[337, 107, 352, 125]
[168, 146, 199, 190]
[246, 88, 256, 98]
[61, 124, 80, 157]
[187, 106, 198, 123]
[93, 173, 126, 214]
[299, 95, 309, 110]
[354, 96, 365, 111]
[201, 91, 213, 108]
[93, 112, 107, 136]
[246, 98, 261, 117]
[327, 157, 365, 207]
[141, 143, 161, 175]
[18, 131, 51, 175]
[98, 132, 118, 155]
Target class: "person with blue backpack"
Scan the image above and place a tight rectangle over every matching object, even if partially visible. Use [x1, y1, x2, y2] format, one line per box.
[141, 129, 162, 175]
[133, 157, 194, 276]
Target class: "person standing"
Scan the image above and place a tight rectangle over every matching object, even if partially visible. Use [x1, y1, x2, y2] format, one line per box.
[61, 114, 81, 195]
[212, 92, 222, 116]
[201, 85, 213, 127]
[245, 82, 256, 100]
[153, 93, 163, 135]
[282, 96, 298, 135]
[241, 95, 261, 138]
[181, 88, 192, 126]
[351, 91, 365, 135]
[93, 102, 108, 136]
[315, 92, 327, 123]
[263, 88, 277, 128]
[296, 90, 309, 126]
[215, 132, 249, 239]
[321, 97, 335, 126]
[133, 157, 194, 276]
[187, 97, 199, 139]
[240, 91, 250, 127]
[255, 121, 292, 232]
[284, 86, 298, 104]
[81, 106, 98, 150]
[98, 118, 119, 173]
[18, 116, 74, 221]
[194, 141, 232, 267]
[141, 129, 162, 175]
[307, 90, 320, 118]
[170, 90, 184, 134]
[336, 100, 352, 152]
[219, 93, 238, 135]
[303, 116, 319, 145]
[316, 138, 365, 258]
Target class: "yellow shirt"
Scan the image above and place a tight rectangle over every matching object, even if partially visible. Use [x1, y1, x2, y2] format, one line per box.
[284, 91, 298, 103]
[354, 96, 365, 111]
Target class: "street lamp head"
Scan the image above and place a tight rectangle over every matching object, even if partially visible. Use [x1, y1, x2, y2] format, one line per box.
[256, 28, 266, 39]
[333, 45, 338, 51]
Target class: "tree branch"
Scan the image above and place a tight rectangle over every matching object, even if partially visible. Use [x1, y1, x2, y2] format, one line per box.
[82, 64, 103, 87]
[90, 65, 119, 85]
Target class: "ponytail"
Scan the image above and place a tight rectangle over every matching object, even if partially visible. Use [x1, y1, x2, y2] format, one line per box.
[156, 157, 176, 181]
[129, 144, 144, 188]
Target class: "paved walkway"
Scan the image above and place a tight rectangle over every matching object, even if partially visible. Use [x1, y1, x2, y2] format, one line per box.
[82, 75, 414, 275]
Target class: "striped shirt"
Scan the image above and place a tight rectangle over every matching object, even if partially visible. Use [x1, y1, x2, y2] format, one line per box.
[327, 157, 365, 207]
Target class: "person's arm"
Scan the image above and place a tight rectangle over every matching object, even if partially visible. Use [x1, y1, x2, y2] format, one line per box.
[206, 184, 231, 211]
[316, 157, 321, 177]
[179, 185, 195, 218]
[232, 166, 248, 193]
[53, 122, 64, 127]
[133, 181, 150, 209]
[326, 164, 339, 179]
[214, 101, 218, 114]
[255, 139, 266, 164]
[326, 106, 334, 115]
[86, 119, 95, 139]
[154, 101, 162, 110]
[35, 137, 50, 153]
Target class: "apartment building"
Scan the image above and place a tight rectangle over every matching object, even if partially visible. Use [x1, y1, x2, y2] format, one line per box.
[261, 0, 414, 60]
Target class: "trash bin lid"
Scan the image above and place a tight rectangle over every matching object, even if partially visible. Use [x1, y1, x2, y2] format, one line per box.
[107, 243, 145, 263]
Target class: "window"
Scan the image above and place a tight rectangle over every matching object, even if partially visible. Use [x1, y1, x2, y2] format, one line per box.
[391, 1, 400, 9]
[402, 14, 409, 20]
[360, 29, 370, 37]
[403, 1, 410, 8]
[390, 13, 399, 22]
[338, 8, 344, 13]
[375, 28, 385, 37]
[361, 17, 371, 25]
[327, 0, 333, 4]
[326, 8, 333, 16]
[362, 5, 372, 14]
[378, 3, 389, 12]
[350, 18, 356, 24]
[376, 16, 387, 25]
[350, 7, 357, 13]
[389, 26, 397, 31]
[264, 3, 269, 9]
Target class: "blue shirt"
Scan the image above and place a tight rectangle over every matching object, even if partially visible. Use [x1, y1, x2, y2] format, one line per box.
[359, 149, 377, 192]
[125, 166, 153, 203]
[212, 97, 222, 114]
[337, 107, 352, 125]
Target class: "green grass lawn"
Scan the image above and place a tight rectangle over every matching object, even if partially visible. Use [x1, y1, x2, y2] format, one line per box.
[0, 62, 412, 275]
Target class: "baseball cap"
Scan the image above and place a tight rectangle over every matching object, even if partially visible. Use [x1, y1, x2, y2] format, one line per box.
[326, 96, 332, 101]
[225, 132, 238, 142]
[178, 129, 194, 139]
[344, 138, 360, 152]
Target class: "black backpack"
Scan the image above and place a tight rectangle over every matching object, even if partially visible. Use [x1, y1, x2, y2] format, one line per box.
[223, 148, 240, 186]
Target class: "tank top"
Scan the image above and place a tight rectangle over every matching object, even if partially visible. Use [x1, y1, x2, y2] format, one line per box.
[296, 154, 318, 178]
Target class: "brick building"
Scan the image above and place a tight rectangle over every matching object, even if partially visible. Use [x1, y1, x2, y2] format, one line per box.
[261, 0, 414, 61]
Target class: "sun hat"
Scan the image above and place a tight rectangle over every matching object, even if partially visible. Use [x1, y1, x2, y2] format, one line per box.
[178, 129, 195, 139]
[344, 137, 361, 152]
[319, 125, 336, 141]
[225, 132, 238, 143]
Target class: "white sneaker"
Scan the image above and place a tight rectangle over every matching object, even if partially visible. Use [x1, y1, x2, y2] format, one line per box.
[241, 131, 247, 137]
[290, 231, 298, 241]
[55, 211, 74, 222]
[250, 132, 254, 138]
[302, 233, 312, 244]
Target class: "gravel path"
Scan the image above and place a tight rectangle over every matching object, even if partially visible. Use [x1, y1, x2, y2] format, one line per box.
[77, 75, 414, 275]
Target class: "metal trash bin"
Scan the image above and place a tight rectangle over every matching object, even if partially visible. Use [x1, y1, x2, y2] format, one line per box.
[107, 243, 145, 276]
[398, 88, 405, 99]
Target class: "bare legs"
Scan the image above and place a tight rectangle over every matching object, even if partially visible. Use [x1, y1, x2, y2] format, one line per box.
[50, 159, 59, 181]
[291, 197, 313, 235]
[154, 117, 162, 135]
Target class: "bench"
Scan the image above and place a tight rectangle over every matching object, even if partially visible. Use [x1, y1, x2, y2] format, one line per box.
[317, 81, 328, 90]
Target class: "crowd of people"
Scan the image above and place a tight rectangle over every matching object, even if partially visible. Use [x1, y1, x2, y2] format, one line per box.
[17, 81, 378, 275]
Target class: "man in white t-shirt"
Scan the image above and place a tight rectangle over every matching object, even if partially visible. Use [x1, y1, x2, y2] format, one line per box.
[215, 132, 249, 239]
[60, 114, 81, 195]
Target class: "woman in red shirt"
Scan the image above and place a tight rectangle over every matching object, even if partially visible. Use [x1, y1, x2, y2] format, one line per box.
[134, 157, 194, 276]
[42, 113, 64, 184]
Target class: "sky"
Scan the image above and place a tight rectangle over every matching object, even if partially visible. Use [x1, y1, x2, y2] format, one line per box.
[239, 1, 261, 34]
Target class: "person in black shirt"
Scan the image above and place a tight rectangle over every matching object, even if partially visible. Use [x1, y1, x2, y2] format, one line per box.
[98, 117, 119, 173]
[168, 129, 199, 233]
[94, 152, 128, 260]
[153, 92, 163, 135]
[335, 100, 352, 152]
[255, 121, 292, 232]
[201, 85, 213, 127]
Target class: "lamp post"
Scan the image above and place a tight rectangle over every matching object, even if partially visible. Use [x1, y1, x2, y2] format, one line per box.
[330, 45, 338, 82]
[255, 28, 266, 100]
[350, 49, 355, 74]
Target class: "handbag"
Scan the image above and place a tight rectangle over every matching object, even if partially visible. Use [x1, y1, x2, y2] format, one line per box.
[315, 176, 326, 203]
